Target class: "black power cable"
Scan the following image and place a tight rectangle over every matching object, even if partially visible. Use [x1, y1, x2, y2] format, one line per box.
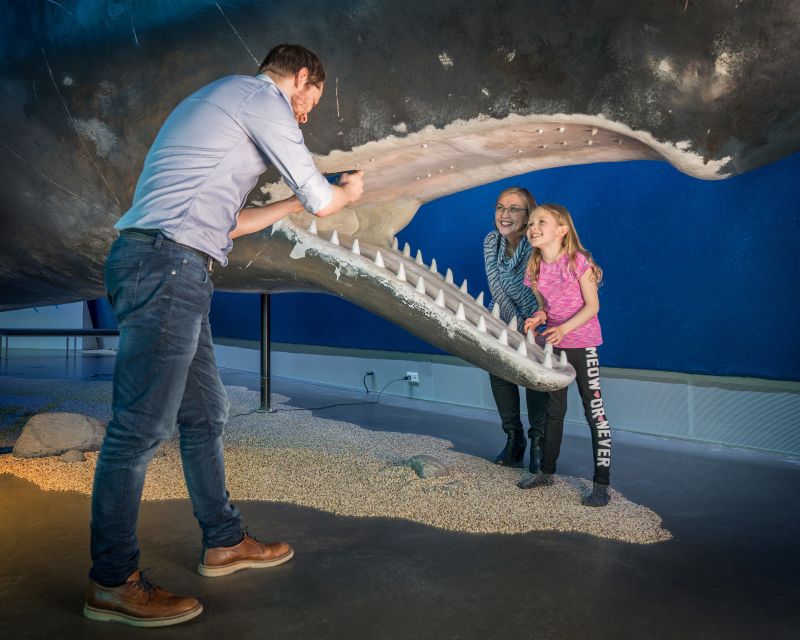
[229, 376, 409, 419]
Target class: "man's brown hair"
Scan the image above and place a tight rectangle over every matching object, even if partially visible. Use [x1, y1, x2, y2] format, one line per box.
[258, 44, 326, 86]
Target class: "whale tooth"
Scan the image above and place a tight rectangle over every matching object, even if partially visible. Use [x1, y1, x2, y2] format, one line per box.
[491, 305, 501, 319]
[517, 340, 527, 356]
[475, 291, 484, 306]
[435, 289, 445, 307]
[403, 242, 411, 258]
[543, 342, 553, 368]
[330, 229, 339, 246]
[526, 329, 536, 345]
[507, 315, 517, 330]
[591, 127, 598, 136]
[477, 316, 487, 333]
[456, 302, 466, 320]
[445, 268, 454, 285]
[307, 219, 318, 235]
[557, 126, 565, 133]
[460, 279, 468, 294]
[498, 329, 508, 346]
[415, 276, 426, 294]
[560, 350, 568, 366]
[396, 263, 407, 282]
[374, 251, 385, 268]
[392, 237, 398, 250]
[536, 128, 544, 134]
[430, 258, 438, 275]
[351, 238, 360, 255]
[415, 249, 424, 265]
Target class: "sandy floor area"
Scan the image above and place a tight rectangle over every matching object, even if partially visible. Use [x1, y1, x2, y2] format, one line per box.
[0, 377, 670, 543]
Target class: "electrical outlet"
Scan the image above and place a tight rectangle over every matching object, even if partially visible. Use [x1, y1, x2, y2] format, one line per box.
[406, 371, 419, 383]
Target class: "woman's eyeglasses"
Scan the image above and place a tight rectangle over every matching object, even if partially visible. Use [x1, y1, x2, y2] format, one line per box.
[495, 205, 528, 216]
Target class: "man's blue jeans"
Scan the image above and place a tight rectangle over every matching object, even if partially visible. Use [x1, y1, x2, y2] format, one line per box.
[89, 231, 242, 587]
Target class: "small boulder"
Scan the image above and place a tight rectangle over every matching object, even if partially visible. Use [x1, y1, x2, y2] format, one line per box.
[59, 448, 86, 463]
[13, 413, 106, 458]
[405, 455, 449, 479]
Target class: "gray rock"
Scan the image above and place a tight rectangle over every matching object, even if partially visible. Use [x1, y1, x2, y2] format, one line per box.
[12, 413, 106, 458]
[406, 455, 449, 479]
[59, 448, 86, 463]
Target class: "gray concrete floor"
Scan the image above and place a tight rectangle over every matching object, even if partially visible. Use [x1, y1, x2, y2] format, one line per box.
[1, 349, 799, 639]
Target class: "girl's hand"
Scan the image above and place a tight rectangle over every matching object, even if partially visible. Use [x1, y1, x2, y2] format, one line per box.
[541, 324, 568, 345]
[523, 311, 547, 333]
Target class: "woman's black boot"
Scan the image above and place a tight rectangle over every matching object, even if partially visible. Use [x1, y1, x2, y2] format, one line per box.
[495, 429, 527, 467]
[528, 445, 542, 474]
[528, 430, 544, 473]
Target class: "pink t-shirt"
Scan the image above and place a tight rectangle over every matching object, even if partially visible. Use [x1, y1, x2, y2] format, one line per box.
[524, 252, 602, 348]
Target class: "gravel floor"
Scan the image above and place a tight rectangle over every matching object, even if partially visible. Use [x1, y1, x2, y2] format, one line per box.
[0, 378, 671, 543]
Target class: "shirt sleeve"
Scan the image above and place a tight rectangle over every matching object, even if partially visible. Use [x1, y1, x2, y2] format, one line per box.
[236, 86, 333, 215]
[573, 252, 591, 279]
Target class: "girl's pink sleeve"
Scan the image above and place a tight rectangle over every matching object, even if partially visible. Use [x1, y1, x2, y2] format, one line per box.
[575, 252, 591, 278]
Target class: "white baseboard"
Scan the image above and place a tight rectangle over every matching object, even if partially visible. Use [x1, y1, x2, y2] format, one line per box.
[213, 340, 800, 458]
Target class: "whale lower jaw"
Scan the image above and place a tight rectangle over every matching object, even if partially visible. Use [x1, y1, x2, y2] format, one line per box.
[218, 219, 575, 391]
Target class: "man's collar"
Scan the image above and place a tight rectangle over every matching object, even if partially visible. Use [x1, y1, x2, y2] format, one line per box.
[257, 73, 292, 109]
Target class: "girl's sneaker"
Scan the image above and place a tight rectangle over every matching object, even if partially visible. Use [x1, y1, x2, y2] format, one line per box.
[582, 483, 610, 507]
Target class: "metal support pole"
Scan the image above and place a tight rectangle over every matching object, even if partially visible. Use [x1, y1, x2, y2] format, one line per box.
[259, 292, 273, 412]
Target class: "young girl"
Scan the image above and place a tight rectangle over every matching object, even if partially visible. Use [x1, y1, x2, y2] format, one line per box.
[518, 204, 612, 507]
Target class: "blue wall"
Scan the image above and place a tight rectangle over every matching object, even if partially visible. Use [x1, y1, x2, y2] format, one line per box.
[209, 154, 800, 381]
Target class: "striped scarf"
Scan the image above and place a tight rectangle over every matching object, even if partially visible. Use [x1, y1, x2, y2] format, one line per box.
[483, 230, 539, 331]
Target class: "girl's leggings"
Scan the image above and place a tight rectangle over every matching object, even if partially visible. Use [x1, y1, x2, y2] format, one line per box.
[541, 345, 611, 485]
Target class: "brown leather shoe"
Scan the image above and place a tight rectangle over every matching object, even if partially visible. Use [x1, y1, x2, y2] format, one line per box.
[83, 570, 202, 627]
[199, 533, 294, 577]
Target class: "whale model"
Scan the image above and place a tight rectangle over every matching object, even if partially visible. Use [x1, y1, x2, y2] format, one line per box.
[1, 0, 798, 389]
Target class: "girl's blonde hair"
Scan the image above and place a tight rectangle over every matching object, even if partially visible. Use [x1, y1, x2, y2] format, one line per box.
[525, 203, 603, 288]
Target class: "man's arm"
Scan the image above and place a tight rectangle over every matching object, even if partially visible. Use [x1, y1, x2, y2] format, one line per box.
[230, 195, 304, 239]
[238, 88, 363, 218]
[229, 170, 364, 239]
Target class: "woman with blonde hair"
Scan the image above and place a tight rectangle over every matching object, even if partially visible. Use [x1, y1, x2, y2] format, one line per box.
[482, 187, 547, 470]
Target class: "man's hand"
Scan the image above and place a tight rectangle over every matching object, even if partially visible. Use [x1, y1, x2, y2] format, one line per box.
[339, 170, 364, 203]
[523, 310, 547, 334]
[314, 170, 364, 218]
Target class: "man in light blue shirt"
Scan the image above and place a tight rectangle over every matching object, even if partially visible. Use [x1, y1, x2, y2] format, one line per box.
[85, 44, 364, 628]
[115, 50, 360, 264]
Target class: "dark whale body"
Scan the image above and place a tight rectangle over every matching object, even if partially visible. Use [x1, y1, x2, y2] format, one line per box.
[1, 0, 798, 389]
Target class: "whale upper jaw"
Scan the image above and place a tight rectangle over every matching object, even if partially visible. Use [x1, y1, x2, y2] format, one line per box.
[250, 112, 722, 250]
